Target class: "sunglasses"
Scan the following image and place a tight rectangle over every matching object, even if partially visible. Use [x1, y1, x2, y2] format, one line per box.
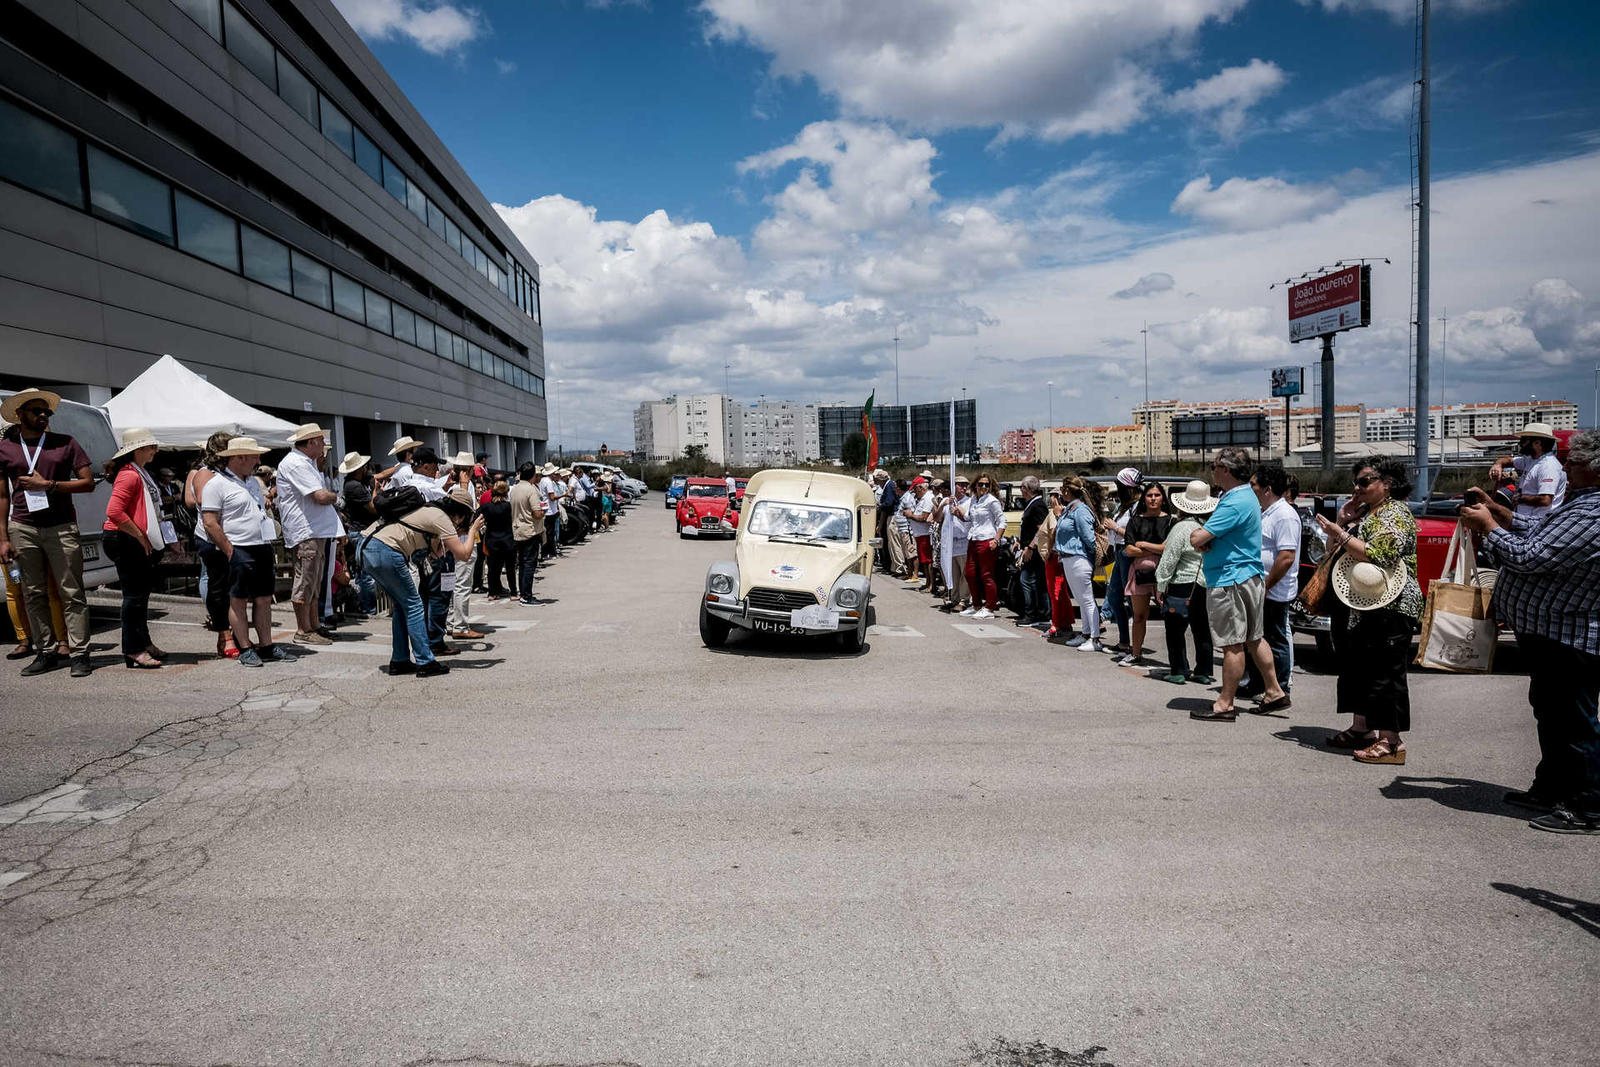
[975, 481, 991, 488]
[20, 406, 52, 418]
[1354, 476, 1375, 488]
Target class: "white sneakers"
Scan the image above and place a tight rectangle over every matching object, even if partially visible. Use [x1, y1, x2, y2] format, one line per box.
[1076, 638, 1103, 652]
[973, 608, 994, 619]
[958, 606, 978, 616]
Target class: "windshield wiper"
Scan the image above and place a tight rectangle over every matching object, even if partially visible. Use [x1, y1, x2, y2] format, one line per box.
[764, 534, 831, 546]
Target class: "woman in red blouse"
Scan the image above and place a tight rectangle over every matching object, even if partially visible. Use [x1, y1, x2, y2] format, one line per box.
[103, 428, 168, 668]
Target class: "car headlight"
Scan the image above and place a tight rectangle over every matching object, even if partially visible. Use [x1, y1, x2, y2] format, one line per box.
[835, 587, 861, 608]
[709, 574, 734, 595]
[1303, 520, 1327, 564]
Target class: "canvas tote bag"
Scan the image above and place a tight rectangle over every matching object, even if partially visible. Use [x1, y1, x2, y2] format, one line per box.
[1415, 524, 1497, 673]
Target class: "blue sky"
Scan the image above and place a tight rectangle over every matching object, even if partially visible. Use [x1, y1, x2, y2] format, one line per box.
[335, 0, 1600, 447]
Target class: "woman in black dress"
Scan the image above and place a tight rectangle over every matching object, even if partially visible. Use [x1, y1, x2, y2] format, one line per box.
[1118, 481, 1175, 668]
[479, 480, 517, 599]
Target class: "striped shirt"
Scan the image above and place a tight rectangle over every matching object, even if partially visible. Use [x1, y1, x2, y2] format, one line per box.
[1483, 486, 1600, 655]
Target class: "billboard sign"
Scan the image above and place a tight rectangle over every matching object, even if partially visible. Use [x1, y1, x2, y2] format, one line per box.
[1172, 414, 1268, 453]
[1270, 366, 1304, 398]
[1288, 265, 1370, 342]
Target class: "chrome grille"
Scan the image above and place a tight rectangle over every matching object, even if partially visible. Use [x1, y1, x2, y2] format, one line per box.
[700, 516, 720, 527]
[747, 587, 816, 613]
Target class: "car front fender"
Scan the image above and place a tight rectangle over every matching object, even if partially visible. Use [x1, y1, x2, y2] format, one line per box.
[705, 559, 741, 604]
[829, 572, 871, 611]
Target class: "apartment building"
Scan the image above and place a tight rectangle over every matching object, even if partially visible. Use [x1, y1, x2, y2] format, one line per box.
[1364, 400, 1580, 443]
[996, 428, 1036, 462]
[1133, 398, 1365, 459]
[632, 394, 737, 465]
[1037, 425, 1147, 464]
[732, 399, 820, 467]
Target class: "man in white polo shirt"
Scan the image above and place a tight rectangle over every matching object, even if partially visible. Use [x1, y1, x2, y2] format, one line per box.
[538, 463, 564, 558]
[1244, 460, 1301, 698]
[1490, 422, 1567, 525]
[275, 423, 344, 646]
[200, 437, 286, 669]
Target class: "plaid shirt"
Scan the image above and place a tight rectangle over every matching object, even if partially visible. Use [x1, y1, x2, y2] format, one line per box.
[1483, 486, 1600, 654]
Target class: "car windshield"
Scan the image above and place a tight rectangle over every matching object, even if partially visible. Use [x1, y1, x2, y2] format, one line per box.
[687, 484, 727, 498]
[746, 501, 853, 542]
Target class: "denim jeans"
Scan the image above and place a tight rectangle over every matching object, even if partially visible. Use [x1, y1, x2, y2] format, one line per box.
[516, 537, 541, 599]
[1518, 631, 1600, 814]
[1018, 556, 1046, 620]
[352, 570, 377, 614]
[1245, 598, 1294, 693]
[543, 514, 561, 557]
[360, 538, 433, 665]
[419, 553, 447, 646]
[1102, 552, 1130, 646]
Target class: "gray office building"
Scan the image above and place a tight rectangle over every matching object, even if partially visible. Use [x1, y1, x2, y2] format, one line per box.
[0, 0, 547, 467]
[818, 400, 977, 462]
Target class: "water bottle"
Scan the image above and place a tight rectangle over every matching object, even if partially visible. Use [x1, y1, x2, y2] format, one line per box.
[6, 561, 19, 587]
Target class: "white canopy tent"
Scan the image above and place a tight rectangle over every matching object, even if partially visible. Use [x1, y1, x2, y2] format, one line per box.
[103, 354, 299, 448]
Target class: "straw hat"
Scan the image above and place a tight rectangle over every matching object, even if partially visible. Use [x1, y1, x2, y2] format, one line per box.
[288, 422, 329, 444]
[337, 451, 370, 475]
[1172, 479, 1218, 515]
[216, 436, 269, 458]
[112, 427, 162, 459]
[1, 387, 62, 423]
[449, 450, 475, 468]
[557, 468, 573, 478]
[1517, 422, 1557, 442]
[387, 435, 423, 456]
[1332, 555, 1407, 611]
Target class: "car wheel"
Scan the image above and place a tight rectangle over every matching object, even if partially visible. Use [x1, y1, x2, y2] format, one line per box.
[699, 602, 731, 648]
[836, 615, 865, 653]
[678, 523, 689, 539]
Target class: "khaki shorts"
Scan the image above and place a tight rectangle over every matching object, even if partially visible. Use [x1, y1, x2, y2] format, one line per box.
[1207, 575, 1265, 647]
[290, 538, 326, 604]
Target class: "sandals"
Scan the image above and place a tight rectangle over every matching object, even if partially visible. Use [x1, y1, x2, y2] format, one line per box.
[1353, 739, 1406, 765]
[1326, 727, 1376, 750]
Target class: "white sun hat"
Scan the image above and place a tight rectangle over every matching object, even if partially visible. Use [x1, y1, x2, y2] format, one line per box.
[1172, 479, 1218, 515]
[387, 435, 423, 456]
[1332, 555, 1407, 611]
[216, 436, 269, 458]
[112, 427, 162, 459]
[337, 451, 370, 475]
[288, 422, 329, 444]
[1517, 422, 1557, 442]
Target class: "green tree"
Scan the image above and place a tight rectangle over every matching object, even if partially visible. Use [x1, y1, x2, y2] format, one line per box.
[682, 443, 709, 475]
[841, 431, 868, 470]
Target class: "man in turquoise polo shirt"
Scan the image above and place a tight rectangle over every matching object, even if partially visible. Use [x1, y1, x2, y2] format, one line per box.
[1188, 447, 1289, 721]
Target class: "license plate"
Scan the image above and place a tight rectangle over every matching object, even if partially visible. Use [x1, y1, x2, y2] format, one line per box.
[791, 605, 840, 630]
[81, 541, 100, 561]
[752, 618, 801, 634]
[700, 518, 718, 528]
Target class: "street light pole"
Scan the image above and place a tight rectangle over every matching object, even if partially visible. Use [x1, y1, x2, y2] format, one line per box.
[554, 378, 563, 461]
[1141, 321, 1151, 468]
[1046, 380, 1053, 466]
[893, 331, 900, 407]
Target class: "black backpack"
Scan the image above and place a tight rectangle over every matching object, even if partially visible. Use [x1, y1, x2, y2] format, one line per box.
[372, 484, 426, 524]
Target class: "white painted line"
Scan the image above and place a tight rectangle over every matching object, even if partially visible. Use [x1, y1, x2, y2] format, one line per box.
[951, 623, 1022, 640]
[148, 620, 204, 627]
[867, 625, 924, 637]
[578, 623, 625, 634]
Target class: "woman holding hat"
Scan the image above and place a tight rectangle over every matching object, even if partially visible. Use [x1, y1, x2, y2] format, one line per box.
[1155, 480, 1217, 685]
[1315, 458, 1424, 764]
[102, 428, 170, 668]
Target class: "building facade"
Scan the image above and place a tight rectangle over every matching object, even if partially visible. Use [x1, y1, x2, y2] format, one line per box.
[0, 0, 546, 467]
[818, 400, 977, 463]
[1363, 400, 1580, 444]
[1037, 424, 1147, 465]
[731, 399, 820, 467]
[996, 428, 1036, 463]
[632, 394, 737, 465]
[1133, 398, 1365, 460]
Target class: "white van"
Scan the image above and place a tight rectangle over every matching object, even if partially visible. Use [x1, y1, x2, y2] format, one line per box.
[1, 391, 119, 589]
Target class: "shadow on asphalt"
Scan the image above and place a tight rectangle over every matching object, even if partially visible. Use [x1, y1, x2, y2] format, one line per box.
[1164, 695, 1215, 715]
[1378, 775, 1526, 819]
[1272, 724, 1343, 752]
[1490, 883, 1600, 941]
[706, 632, 869, 660]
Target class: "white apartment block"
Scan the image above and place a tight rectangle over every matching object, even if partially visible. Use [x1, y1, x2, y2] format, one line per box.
[1363, 400, 1579, 443]
[731, 400, 820, 467]
[1037, 425, 1147, 464]
[632, 399, 680, 462]
[632, 394, 740, 466]
[1132, 398, 1366, 459]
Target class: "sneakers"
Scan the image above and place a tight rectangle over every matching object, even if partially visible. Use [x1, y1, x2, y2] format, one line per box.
[1528, 806, 1600, 835]
[70, 655, 92, 678]
[958, 607, 978, 617]
[1063, 634, 1087, 648]
[416, 660, 450, 678]
[238, 648, 264, 668]
[1504, 788, 1560, 814]
[1075, 638, 1103, 652]
[264, 643, 294, 661]
[20, 651, 62, 677]
[1114, 653, 1140, 667]
[293, 630, 332, 646]
[972, 608, 994, 620]
[518, 597, 536, 606]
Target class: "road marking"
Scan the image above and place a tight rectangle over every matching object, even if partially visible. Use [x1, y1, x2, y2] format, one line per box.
[951, 623, 1022, 640]
[867, 625, 924, 637]
[578, 622, 625, 634]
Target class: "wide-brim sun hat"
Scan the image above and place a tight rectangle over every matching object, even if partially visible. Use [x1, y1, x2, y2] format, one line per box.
[288, 422, 329, 444]
[445, 485, 476, 508]
[449, 450, 475, 468]
[216, 436, 269, 458]
[112, 427, 162, 459]
[387, 435, 423, 456]
[1, 387, 62, 423]
[1116, 467, 1142, 488]
[1172, 478, 1218, 515]
[557, 468, 573, 477]
[1517, 422, 1557, 442]
[1332, 555, 1406, 611]
[337, 451, 370, 475]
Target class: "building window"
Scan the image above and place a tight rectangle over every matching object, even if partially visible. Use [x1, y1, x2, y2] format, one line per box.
[319, 93, 354, 158]
[87, 147, 174, 244]
[275, 54, 318, 127]
[425, 197, 447, 239]
[380, 153, 407, 203]
[240, 224, 291, 293]
[0, 97, 85, 208]
[443, 216, 461, 254]
[392, 303, 416, 346]
[415, 317, 435, 354]
[290, 249, 331, 309]
[173, 0, 223, 39]
[175, 190, 238, 270]
[223, 2, 277, 90]
[363, 288, 392, 334]
[331, 271, 364, 321]
[405, 179, 426, 221]
[353, 127, 383, 185]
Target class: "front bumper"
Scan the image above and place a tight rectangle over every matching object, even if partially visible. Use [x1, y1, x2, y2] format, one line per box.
[704, 594, 862, 634]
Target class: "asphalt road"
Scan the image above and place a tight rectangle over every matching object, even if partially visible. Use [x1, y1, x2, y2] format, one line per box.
[1, 501, 1594, 1067]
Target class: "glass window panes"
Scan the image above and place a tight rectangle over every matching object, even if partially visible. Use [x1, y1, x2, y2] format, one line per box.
[290, 249, 331, 309]
[405, 179, 426, 220]
[275, 53, 317, 126]
[223, 3, 277, 90]
[391, 303, 415, 345]
[443, 216, 460, 253]
[319, 94, 354, 158]
[0, 98, 85, 208]
[175, 191, 237, 270]
[173, 0, 223, 39]
[353, 127, 383, 185]
[331, 271, 363, 320]
[87, 147, 173, 244]
[363, 288, 391, 334]
[425, 197, 446, 239]
[467, 343, 482, 373]
[450, 333, 466, 364]
[415, 317, 435, 354]
[381, 154, 406, 202]
[240, 225, 291, 293]
[531, 279, 540, 322]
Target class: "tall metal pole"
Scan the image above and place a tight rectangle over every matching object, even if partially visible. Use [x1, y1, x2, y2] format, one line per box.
[1320, 335, 1335, 472]
[1412, 0, 1432, 500]
[1141, 321, 1151, 468]
[893, 332, 900, 407]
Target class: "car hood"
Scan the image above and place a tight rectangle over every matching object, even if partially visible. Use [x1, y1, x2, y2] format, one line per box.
[736, 537, 857, 601]
[682, 496, 731, 515]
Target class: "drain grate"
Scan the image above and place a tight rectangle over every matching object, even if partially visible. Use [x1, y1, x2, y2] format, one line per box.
[963, 1038, 1115, 1067]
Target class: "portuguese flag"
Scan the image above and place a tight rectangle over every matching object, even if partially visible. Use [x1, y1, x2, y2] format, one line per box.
[862, 392, 879, 469]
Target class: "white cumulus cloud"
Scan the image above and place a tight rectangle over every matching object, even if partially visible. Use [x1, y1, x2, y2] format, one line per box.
[331, 0, 485, 55]
[1172, 174, 1344, 231]
[1113, 273, 1177, 300]
[1167, 59, 1287, 140]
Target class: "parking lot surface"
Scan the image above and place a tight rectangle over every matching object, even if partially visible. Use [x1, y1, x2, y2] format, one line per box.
[1, 504, 1594, 1067]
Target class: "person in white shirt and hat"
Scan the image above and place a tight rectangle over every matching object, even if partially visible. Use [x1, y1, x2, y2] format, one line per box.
[1489, 422, 1566, 524]
[200, 437, 287, 669]
[1101, 466, 1143, 654]
[538, 463, 565, 557]
[375, 435, 423, 488]
[276, 424, 343, 646]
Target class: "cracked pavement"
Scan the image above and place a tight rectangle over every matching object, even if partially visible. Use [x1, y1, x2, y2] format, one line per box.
[1, 505, 1596, 1067]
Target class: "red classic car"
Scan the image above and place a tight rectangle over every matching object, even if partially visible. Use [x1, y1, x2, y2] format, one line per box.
[676, 478, 740, 539]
